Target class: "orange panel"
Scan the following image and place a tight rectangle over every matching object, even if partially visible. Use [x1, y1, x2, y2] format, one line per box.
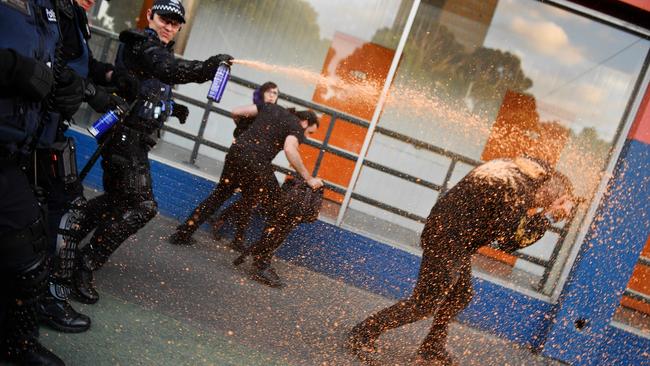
[629, 83, 650, 144]
[323, 189, 344, 204]
[309, 32, 395, 197]
[477, 246, 517, 266]
[330, 120, 367, 154]
[137, 0, 154, 29]
[621, 296, 650, 315]
[627, 263, 650, 295]
[316, 153, 356, 188]
[617, 0, 650, 11]
[299, 144, 320, 173]
[482, 90, 570, 165]
[312, 32, 394, 121]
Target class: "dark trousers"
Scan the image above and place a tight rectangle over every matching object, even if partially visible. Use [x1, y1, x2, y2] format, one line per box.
[353, 238, 474, 357]
[176, 152, 282, 240]
[75, 143, 158, 270]
[0, 160, 49, 354]
[212, 194, 269, 244]
[245, 211, 298, 267]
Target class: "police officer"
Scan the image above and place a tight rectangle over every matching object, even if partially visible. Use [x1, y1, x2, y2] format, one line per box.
[35, 0, 136, 334]
[1, 0, 85, 364]
[69, 0, 233, 304]
[345, 157, 576, 366]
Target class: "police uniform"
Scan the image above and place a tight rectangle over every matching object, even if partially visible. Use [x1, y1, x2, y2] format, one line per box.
[347, 158, 561, 366]
[70, 2, 233, 304]
[34, 0, 136, 334]
[0, 0, 69, 364]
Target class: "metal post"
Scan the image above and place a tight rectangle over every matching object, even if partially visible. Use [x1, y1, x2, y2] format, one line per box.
[336, 0, 421, 226]
[189, 100, 213, 165]
[312, 115, 338, 176]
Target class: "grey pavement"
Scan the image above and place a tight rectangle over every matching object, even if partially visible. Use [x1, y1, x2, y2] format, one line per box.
[39, 212, 564, 366]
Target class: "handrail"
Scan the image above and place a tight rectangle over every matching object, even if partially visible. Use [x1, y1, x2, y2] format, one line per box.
[87, 25, 580, 292]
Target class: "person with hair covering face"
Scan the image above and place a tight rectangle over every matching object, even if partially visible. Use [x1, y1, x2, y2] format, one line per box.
[209, 82, 281, 247]
[170, 104, 324, 282]
[346, 157, 577, 366]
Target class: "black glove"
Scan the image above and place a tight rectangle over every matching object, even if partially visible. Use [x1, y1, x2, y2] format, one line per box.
[215, 54, 234, 66]
[171, 102, 189, 124]
[53, 68, 85, 118]
[5, 50, 55, 101]
[202, 54, 234, 79]
[110, 67, 140, 101]
[85, 83, 128, 113]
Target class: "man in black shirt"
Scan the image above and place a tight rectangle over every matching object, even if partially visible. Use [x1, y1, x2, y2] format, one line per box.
[211, 81, 280, 246]
[170, 105, 323, 256]
[345, 157, 576, 366]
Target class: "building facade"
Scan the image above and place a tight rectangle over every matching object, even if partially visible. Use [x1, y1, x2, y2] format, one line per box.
[77, 0, 650, 364]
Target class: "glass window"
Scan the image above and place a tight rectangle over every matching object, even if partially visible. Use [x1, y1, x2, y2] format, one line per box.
[343, 0, 650, 295]
[165, 0, 415, 219]
[89, 0, 144, 33]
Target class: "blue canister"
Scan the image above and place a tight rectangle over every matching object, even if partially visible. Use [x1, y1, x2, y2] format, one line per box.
[207, 62, 230, 103]
[87, 107, 123, 139]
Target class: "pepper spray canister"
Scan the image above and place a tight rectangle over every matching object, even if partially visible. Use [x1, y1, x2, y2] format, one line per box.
[87, 106, 125, 139]
[207, 61, 231, 103]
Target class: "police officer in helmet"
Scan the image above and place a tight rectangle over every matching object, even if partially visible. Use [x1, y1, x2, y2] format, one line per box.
[69, 0, 234, 305]
[1, 0, 86, 364]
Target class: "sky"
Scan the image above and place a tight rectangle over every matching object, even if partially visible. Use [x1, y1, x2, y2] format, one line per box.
[482, 0, 649, 142]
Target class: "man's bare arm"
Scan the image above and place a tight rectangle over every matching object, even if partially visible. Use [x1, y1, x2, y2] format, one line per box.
[284, 135, 323, 189]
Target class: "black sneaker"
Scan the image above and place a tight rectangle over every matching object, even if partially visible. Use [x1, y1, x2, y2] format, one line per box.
[415, 348, 457, 366]
[168, 231, 197, 246]
[38, 294, 91, 333]
[344, 326, 379, 365]
[251, 265, 285, 288]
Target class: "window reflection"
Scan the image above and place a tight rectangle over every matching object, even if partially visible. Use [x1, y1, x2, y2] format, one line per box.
[91, 0, 143, 33]
[351, 0, 649, 294]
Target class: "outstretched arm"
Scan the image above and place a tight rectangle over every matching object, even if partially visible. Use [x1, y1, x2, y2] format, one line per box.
[121, 30, 232, 85]
[232, 104, 259, 123]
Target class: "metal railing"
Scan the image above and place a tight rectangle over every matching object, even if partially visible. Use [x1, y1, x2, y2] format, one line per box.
[87, 26, 585, 294]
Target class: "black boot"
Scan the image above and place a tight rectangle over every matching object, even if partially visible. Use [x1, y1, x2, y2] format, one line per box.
[168, 231, 197, 246]
[415, 348, 457, 366]
[38, 293, 91, 333]
[344, 324, 379, 365]
[2, 341, 65, 366]
[71, 255, 99, 304]
[251, 263, 284, 288]
[227, 237, 245, 252]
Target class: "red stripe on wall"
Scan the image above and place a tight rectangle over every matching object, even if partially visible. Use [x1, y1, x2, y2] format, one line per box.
[617, 0, 650, 12]
[629, 85, 650, 144]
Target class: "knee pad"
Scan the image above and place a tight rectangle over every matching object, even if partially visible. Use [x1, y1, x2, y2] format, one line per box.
[52, 196, 87, 284]
[122, 199, 158, 231]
